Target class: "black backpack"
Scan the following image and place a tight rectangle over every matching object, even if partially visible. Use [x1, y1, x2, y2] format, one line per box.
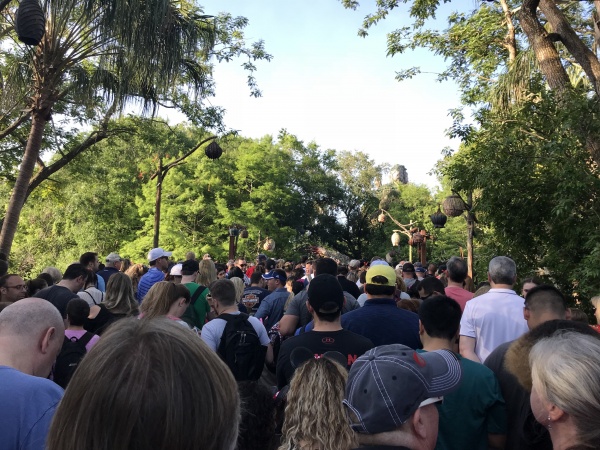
[217, 313, 266, 381]
[54, 332, 94, 388]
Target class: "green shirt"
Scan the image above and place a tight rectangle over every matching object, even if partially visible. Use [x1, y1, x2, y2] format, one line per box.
[181, 282, 210, 330]
[417, 349, 507, 450]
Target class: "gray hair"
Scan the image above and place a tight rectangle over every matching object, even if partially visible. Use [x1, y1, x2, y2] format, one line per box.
[488, 256, 516, 285]
[446, 256, 468, 283]
[42, 266, 62, 284]
[0, 297, 64, 341]
[530, 331, 600, 446]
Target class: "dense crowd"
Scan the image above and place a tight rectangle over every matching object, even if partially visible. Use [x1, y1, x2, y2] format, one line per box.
[0, 249, 599, 450]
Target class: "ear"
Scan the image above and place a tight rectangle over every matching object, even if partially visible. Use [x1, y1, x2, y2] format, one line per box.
[418, 320, 425, 336]
[548, 403, 565, 422]
[487, 272, 492, 283]
[411, 407, 428, 440]
[565, 308, 572, 320]
[40, 327, 57, 354]
[523, 307, 530, 321]
[306, 301, 314, 314]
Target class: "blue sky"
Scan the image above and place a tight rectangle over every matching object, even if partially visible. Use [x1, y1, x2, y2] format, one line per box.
[189, 0, 470, 189]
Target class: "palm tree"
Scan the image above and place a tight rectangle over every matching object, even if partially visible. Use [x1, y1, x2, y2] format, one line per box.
[0, 0, 215, 255]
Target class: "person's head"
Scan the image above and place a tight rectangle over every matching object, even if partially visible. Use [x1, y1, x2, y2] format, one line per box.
[230, 277, 245, 302]
[62, 264, 91, 292]
[346, 270, 359, 283]
[181, 259, 200, 280]
[427, 263, 437, 275]
[215, 263, 227, 279]
[281, 357, 355, 450]
[348, 259, 361, 271]
[0, 274, 27, 302]
[487, 256, 516, 286]
[147, 248, 172, 271]
[41, 266, 62, 284]
[313, 257, 337, 276]
[591, 295, 600, 324]
[26, 277, 48, 296]
[250, 271, 263, 286]
[417, 277, 446, 301]
[505, 320, 599, 393]
[520, 277, 542, 298]
[124, 263, 146, 283]
[197, 259, 217, 286]
[46, 318, 240, 450]
[418, 296, 461, 344]
[236, 258, 248, 273]
[185, 251, 196, 261]
[402, 262, 416, 279]
[0, 298, 65, 377]
[140, 282, 190, 320]
[344, 345, 461, 449]
[209, 279, 237, 311]
[105, 252, 123, 270]
[529, 331, 600, 447]
[523, 285, 568, 330]
[37, 272, 55, 287]
[307, 274, 344, 323]
[104, 272, 139, 316]
[445, 256, 468, 284]
[262, 269, 286, 292]
[79, 252, 99, 271]
[66, 298, 91, 327]
[365, 264, 396, 298]
[227, 266, 245, 281]
[568, 308, 589, 324]
[237, 381, 276, 450]
[84, 270, 98, 289]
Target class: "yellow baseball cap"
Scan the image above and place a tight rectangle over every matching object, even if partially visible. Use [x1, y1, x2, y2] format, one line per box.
[366, 264, 396, 286]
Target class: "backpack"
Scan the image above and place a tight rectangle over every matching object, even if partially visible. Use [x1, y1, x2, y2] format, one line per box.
[54, 332, 94, 388]
[217, 313, 266, 381]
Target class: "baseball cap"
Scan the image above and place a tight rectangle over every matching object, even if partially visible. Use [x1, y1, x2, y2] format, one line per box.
[370, 260, 389, 267]
[181, 259, 199, 275]
[105, 252, 122, 263]
[262, 269, 286, 283]
[257, 253, 267, 262]
[148, 248, 172, 262]
[343, 344, 462, 434]
[366, 265, 396, 286]
[348, 259, 361, 270]
[402, 262, 415, 273]
[307, 274, 344, 314]
[170, 263, 182, 276]
[416, 267, 426, 274]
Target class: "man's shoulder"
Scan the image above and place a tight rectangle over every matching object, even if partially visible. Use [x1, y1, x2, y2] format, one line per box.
[484, 340, 512, 371]
[0, 367, 63, 399]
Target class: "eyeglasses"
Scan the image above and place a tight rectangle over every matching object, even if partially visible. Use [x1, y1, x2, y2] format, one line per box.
[5, 284, 26, 290]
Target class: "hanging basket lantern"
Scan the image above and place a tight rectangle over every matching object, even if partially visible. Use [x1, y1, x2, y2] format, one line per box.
[229, 227, 240, 237]
[412, 232, 424, 245]
[16, 0, 46, 46]
[430, 207, 447, 229]
[377, 213, 386, 223]
[263, 238, 275, 252]
[240, 229, 248, 239]
[205, 141, 223, 160]
[442, 194, 466, 217]
[391, 232, 401, 247]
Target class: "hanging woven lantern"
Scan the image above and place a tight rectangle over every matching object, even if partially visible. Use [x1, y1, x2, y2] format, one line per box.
[442, 194, 465, 217]
[412, 232, 424, 245]
[240, 229, 249, 239]
[377, 213, 386, 223]
[263, 238, 275, 252]
[391, 232, 401, 247]
[16, 0, 45, 46]
[205, 141, 223, 160]
[430, 207, 447, 229]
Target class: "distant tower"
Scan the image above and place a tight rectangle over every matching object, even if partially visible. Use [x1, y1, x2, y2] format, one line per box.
[390, 165, 408, 184]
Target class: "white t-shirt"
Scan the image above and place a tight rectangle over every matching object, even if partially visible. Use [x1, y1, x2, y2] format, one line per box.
[200, 312, 270, 351]
[459, 288, 528, 362]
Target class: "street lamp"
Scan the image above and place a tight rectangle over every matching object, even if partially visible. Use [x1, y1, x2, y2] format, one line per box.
[228, 225, 248, 260]
[442, 192, 475, 279]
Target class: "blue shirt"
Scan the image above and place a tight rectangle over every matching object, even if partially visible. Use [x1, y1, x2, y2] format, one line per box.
[137, 267, 165, 302]
[97, 267, 120, 287]
[254, 287, 289, 331]
[340, 297, 421, 348]
[0, 366, 64, 450]
[96, 274, 106, 292]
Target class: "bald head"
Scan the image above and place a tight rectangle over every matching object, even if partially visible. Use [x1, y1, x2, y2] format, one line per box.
[0, 297, 64, 339]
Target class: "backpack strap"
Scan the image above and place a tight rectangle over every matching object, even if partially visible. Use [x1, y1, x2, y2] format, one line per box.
[190, 286, 207, 306]
[77, 331, 95, 347]
[218, 312, 249, 322]
[82, 290, 98, 305]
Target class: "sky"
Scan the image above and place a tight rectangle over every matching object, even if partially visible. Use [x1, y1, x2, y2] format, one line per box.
[174, 0, 470, 189]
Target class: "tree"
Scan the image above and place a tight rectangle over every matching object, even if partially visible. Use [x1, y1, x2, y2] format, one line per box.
[0, 1, 272, 257]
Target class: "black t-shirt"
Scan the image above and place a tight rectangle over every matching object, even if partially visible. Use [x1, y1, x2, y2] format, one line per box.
[338, 275, 361, 300]
[34, 285, 79, 318]
[276, 329, 374, 389]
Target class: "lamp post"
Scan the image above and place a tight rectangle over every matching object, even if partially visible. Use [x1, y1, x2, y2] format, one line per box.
[442, 192, 475, 279]
[378, 209, 419, 262]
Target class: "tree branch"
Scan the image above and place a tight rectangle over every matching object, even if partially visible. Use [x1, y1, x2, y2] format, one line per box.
[150, 135, 218, 181]
[0, 110, 32, 141]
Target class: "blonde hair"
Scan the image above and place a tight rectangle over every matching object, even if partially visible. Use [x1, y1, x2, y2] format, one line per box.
[530, 331, 600, 447]
[591, 295, 600, 309]
[140, 281, 187, 319]
[280, 358, 356, 450]
[46, 318, 240, 450]
[197, 259, 217, 286]
[104, 272, 139, 316]
[125, 263, 145, 293]
[230, 277, 245, 302]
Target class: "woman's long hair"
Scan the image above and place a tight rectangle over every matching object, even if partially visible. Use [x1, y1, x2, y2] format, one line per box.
[140, 281, 189, 319]
[104, 272, 139, 316]
[279, 358, 356, 450]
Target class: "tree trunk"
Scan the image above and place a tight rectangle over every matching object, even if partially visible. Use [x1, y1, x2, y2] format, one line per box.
[519, 0, 571, 93]
[500, 0, 518, 63]
[466, 192, 474, 280]
[0, 111, 48, 256]
[153, 158, 163, 248]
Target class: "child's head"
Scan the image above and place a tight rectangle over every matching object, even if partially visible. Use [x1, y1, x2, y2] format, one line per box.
[66, 299, 90, 327]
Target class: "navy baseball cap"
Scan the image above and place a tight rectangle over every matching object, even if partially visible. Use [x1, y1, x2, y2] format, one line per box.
[262, 269, 286, 283]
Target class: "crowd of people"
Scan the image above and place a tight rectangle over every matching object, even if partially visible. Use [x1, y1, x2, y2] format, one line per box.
[0, 249, 599, 450]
